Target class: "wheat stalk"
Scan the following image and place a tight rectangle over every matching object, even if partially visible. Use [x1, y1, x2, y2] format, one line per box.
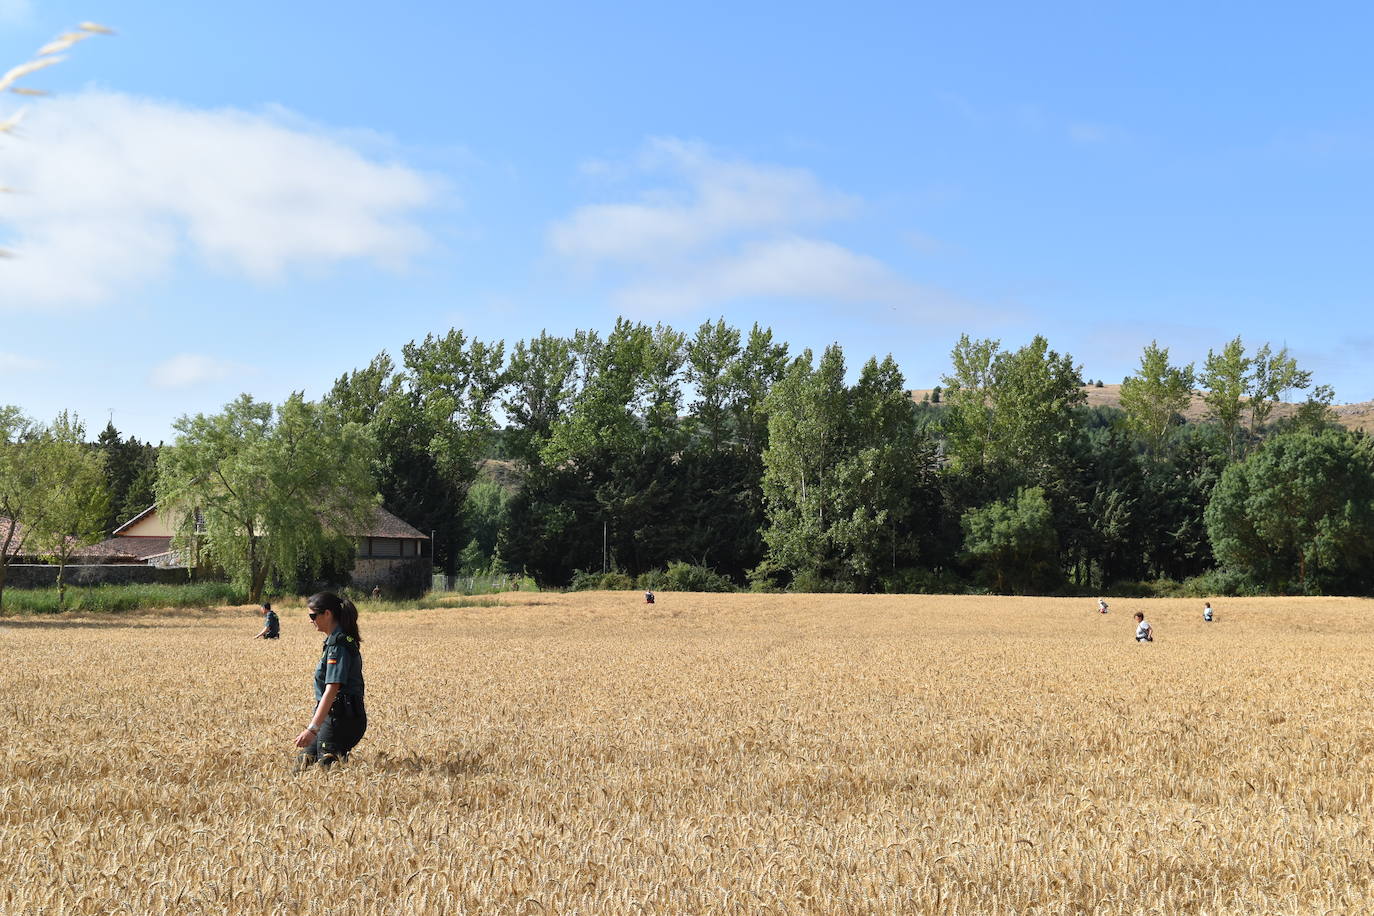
[1, 22, 114, 256]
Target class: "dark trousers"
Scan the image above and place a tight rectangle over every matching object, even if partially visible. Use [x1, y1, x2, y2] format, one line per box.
[301, 696, 367, 768]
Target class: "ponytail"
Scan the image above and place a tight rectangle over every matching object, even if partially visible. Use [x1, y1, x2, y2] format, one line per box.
[308, 591, 363, 644]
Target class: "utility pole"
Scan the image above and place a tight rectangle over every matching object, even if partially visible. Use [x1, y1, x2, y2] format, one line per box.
[602, 520, 607, 574]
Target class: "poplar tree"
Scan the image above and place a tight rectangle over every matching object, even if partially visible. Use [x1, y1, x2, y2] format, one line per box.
[27, 412, 110, 609]
[1119, 340, 1195, 453]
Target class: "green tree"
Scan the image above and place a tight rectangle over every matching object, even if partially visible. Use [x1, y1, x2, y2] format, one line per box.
[1199, 336, 1252, 459]
[1205, 430, 1374, 593]
[502, 332, 576, 467]
[1119, 340, 1195, 453]
[1284, 384, 1338, 435]
[505, 319, 695, 583]
[757, 346, 850, 585]
[96, 421, 159, 532]
[941, 335, 1084, 486]
[1247, 343, 1313, 437]
[960, 486, 1060, 594]
[0, 407, 49, 612]
[940, 335, 1000, 474]
[987, 335, 1086, 480]
[157, 394, 377, 602]
[28, 413, 109, 609]
[828, 355, 931, 588]
[758, 346, 930, 590]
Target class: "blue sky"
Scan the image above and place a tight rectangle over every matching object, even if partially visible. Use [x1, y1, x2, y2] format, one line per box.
[2, 1, 1371, 442]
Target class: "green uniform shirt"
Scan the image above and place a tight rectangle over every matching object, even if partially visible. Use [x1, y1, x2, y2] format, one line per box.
[264, 610, 279, 637]
[314, 627, 365, 702]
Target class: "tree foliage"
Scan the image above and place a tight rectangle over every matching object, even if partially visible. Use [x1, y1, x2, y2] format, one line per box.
[960, 486, 1060, 594]
[1119, 340, 1195, 453]
[157, 394, 377, 602]
[758, 346, 934, 591]
[1205, 430, 1374, 593]
[27, 413, 110, 610]
[0, 407, 50, 611]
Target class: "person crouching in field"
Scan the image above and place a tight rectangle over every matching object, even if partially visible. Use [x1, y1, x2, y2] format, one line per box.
[1098, 598, 1109, 614]
[295, 592, 367, 770]
[1134, 612, 1153, 643]
[254, 602, 279, 639]
[1203, 602, 1214, 622]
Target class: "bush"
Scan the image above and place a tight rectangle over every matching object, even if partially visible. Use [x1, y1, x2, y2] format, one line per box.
[663, 562, 734, 593]
[569, 569, 634, 591]
[788, 569, 856, 594]
[635, 569, 669, 591]
[879, 568, 971, 594]
[1172, 569, 1259, 598]
[1103, 579, 1175, 599]
[1, 582, 243, 615]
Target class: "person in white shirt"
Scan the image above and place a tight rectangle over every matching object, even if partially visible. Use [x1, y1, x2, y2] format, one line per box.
[1134, 612, 1153, 642]
[1098, 598, 1109, 614]
[1203, 602, 1214, 622]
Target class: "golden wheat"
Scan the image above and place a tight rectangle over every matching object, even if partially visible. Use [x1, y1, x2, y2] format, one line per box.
[2, 593, 1372, 914]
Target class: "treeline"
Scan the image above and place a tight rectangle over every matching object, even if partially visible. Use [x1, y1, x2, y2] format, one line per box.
[326, 320, 1371, 596]
[4, 319, 1372, 601]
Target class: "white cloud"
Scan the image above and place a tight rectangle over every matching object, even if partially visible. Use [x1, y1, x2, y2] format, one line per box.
[0, 350, 46, 372]
[0, 91, 441, 308]
[547, 138, 964, 316]
[550, 137, 856, 266]
[615, 237, 927, 312]
[148, 353, 245, 390]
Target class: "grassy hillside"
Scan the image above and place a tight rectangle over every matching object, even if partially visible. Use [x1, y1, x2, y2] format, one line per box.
[909, 384, 1374, 434]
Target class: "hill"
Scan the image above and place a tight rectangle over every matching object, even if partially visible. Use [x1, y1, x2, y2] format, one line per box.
[908, 384, 1374, 434]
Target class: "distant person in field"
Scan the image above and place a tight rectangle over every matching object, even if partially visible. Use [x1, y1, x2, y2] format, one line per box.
[371, 585, 381, 600]
[1203, 602, 1214, 622]
[1134, 612, 1153, 642]
[645, 590, 655, 604]
[295, 592, 367, 770]
[1098, 598, 1109, 614]
[253, 602, 279, 640]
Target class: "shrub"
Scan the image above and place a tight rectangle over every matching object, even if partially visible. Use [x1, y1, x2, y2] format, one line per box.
[635, 569, 669, 591]
[879, 568, 971, 594]
[1172, 570, 1259, 598]
[569, 570, 634, 591]
[663, 562, 734, 593]
[788, 570, 856, 594]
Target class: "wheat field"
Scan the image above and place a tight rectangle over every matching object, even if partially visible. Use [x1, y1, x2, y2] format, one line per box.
[3, 592, 1373, 915]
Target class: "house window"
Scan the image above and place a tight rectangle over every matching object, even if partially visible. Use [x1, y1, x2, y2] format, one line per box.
[373, 538, 400, 557]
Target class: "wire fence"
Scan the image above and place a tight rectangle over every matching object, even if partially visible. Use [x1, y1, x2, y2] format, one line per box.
[430, 573, 527, 595]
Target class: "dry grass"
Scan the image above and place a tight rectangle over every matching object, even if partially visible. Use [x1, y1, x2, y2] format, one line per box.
[909, 384, 1374, 433]
[3, 592, 1374, 914]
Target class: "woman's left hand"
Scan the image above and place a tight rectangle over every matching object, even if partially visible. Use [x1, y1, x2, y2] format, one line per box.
[295, 729, 317, 748]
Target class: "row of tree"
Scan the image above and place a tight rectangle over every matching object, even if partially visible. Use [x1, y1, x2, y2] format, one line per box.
[325, 320, 1371, 595]
[3, 320, 1372, 608]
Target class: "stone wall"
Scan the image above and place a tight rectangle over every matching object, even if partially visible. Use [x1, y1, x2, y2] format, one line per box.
[349, 557, 430, 598]
[2, 564, 198, 588]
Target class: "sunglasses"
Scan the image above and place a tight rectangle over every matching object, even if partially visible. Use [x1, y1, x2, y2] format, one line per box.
[307, 609, 331, 620]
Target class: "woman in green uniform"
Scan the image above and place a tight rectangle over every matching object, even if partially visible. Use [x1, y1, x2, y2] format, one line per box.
[295, 592, 367, 769]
